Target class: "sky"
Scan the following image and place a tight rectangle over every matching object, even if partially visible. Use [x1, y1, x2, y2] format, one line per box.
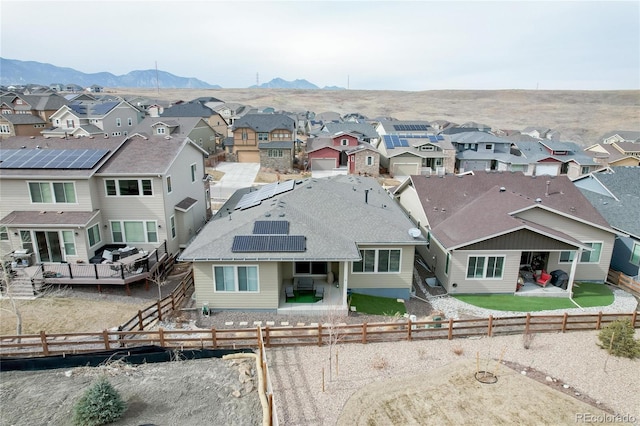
[1, 0, 639, 91]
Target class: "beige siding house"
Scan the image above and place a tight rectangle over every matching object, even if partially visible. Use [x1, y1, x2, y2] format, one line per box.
[393, 171, 618, 297]
[179, 176, 427, 314]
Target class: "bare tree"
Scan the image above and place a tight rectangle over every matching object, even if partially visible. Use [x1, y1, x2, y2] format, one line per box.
[321, 303, 348, 383]
[147, 269, 168, 301]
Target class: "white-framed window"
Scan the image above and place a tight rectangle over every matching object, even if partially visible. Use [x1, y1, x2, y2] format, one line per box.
[294, 262, 327, 275]
[0, 124, 10, 134]
[166, 176, 172, 193]
[241, 130, 248, 140]
[116, 118, 121, 127]
[110, 220, 158, 243]
[20, 230, 33, 253]
[466, 255, 505, 279]
[366, 156, 374, 166]
[61, 230, 76, 255]
[157, 127, 165, 135]
[0, 225, 8, 241]
[341, 139, 349, 146]
[420, 145, 434, 151]
[353, 249, 401, 273]
[560, 242, 603, 264]
[105, 179, 153, 196]
[581, 166, 590, 175]
[87, 224, 101, 247]
[214, 265, 259, 292]
[128, 117, 133, 126]
[268, 149, 283, 158]
[630, 242, 640, 266]
[190, 164, 197, 182]
[485, 144, 493, 150]
[170, 215, 176, 239]
[258, 132, 269, 141]
[111, 132, 121, 136]
[28, 182, 77, 203]
[66, 119, 74, 128]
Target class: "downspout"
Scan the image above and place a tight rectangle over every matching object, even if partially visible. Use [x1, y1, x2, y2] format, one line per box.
[567, 248, 583, 309]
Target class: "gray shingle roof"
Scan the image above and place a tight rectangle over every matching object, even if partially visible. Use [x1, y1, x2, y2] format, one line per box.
[579, 167, 640, 238]
[179, 175, 425, 262]
[232, 113, 295, 133]
[322, 122, 379, 139]
[0, 114, 45, 124]
[131, 116, 206, 137]
[0, 210, 98, 226]
[258, 141, 293, 149]
[161, 101, 215, 118]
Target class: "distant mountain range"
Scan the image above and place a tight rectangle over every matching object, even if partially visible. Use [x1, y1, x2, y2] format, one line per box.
[0, 58, 344, 90]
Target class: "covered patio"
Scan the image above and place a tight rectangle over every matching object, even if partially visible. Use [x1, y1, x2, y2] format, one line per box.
[277, 280, 347, 316]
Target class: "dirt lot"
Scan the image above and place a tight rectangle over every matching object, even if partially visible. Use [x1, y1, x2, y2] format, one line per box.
[112, 88, 640, 145]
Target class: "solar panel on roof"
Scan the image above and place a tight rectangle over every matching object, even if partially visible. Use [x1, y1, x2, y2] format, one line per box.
[428, 135, 437, 142]
[235, 180, 296, 210]
[0, 149, 109, 169]
[400, 139, 409, 147]
[383, 135, 394, 149]
[231, 235, 306, 252]
[253, 220, 289, 235]
[437, 135, 444, 140]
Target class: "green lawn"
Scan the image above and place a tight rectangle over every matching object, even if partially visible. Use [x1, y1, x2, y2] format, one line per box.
[349, 293, 407, 316]
[452, 282, 615, 312]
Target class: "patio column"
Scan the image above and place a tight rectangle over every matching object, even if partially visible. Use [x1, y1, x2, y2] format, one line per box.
[342, 261, 349, 307]
[566, 248, 581, 297]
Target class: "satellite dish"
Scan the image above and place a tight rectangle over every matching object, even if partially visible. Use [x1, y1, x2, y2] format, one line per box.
[408, 228, 421, 238]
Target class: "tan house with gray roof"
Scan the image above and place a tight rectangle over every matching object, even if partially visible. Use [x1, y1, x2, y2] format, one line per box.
[393, 171, 618, 296]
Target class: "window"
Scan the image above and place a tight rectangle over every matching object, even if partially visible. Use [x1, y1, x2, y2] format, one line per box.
[20, 230, 33, 253]
[166, 176, 172, 193]
[560, 242, 603, 264]
[62, 230, 76, 255]
[157, 127, 165, 135]
[581, 166, 590, 175]
[241, 130, 248, 140]
[170, 215, 176, 239]
[485, 144, 493, 150]
[445, 252, 450, 275]
[295, 262, 327, 275]
[111, 132, 121, 136]
[466, 256, 505, 279]
[341, 139, 349, 146]
[111, 221, 157, 243]
[366, 156, 374, 166]
[66, 119, 74, 128]
[87, 224, 101, 247]
[258, 132, 269, 141]
[0, 124, 10, 134]
[116, 118, 121, 127]
[214, 265, 259, 292]
[630, 243, 640, 266]
[420, 145, 434, 151]
[0, 226, 8, 241]
[105, 179, 153, 196]
[128, 117, 133, 126]
[268, 149, 283, 158]
[190, 164, 197, 182]
[29, 182, 76, 203]
[353, 249, 401, 273]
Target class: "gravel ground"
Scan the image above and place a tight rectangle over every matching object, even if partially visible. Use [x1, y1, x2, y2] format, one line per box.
[268, 330, 640, 426]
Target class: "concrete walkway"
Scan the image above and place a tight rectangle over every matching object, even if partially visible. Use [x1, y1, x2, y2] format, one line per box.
[209, 162, 260, 201]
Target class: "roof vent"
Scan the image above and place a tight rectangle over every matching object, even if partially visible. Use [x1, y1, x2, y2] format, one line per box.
[499, 187, 506, 192]
[264, 213, 271, 217]
[535, 198, 542, 203]
[278, 213, 285, 217]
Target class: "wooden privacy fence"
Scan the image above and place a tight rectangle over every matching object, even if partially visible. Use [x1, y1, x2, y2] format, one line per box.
[1, 311, 637, 358]
[118, 268, 194, 333]
[608, 269, 640, 297]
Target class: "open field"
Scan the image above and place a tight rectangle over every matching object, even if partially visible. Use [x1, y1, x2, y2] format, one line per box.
[112, 88, 640, 145]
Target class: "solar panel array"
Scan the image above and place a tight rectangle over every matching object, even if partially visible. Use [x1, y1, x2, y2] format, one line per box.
[253, 220, 289, 235]
[396, 134, 444, 140]
[393, 124, 430, 131]
[0, 149, 110, 169]
[383, 135, 410, 149]
[231, 235, 306, 252]
[235, 180, 296, 210]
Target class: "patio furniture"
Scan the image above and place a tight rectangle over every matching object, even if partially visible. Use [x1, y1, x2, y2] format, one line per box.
[296, 277, 315, 294]
[285, 285, 295, 301]
[536, 270, 552, 287]
[314, 286, 324, 301]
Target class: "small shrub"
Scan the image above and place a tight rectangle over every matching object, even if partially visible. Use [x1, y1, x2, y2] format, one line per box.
[451, 345, 464, 356]
[597, 319, 640, 359]
[371, 355, 389, 370]
[522, 331, 536, 350]
[72, 376, 126, 426]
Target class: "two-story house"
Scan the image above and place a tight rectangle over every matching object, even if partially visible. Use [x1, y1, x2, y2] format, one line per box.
[0, 135, 209, 270]
[130, 116, 219, 154]
[0, 92, 69, 138]
[449, 131, 515, 173]
[376, 133, 456, 177]
[513, 140, 601, 178]
[306, 132, 380, 176]
[43, 100, 144, 139]
[161, 98, 228, 140]
[231, 113, 296, 170]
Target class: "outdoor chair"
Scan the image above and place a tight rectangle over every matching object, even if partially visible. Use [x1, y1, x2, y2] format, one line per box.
[314, 286, 324, 301]
[536, 271, 552, 287]
[285, 285, 295, 301]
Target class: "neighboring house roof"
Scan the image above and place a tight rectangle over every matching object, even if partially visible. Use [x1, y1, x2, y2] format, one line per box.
[131, 116, 211, 138]
[258, 141, 294, 149]
[514, 140, 598, 166]
[449, 131, 507, 145]
[0, 136, 125, 178]
[407, 171, 613, 249]
[600, 130, 640, 142]
[322, 122, 379, 139]
[0, 114, 46, 124]
[68, 101, 120, 117]
[161, 100, 215, 118]
[42, 124, 104, 136]
[232, 113, 295, 133]
[613, 142, 640, 154]
[578, 167, 640, 239]
[97, 134, 207, 176]
[306, 137, 378, 154]
[179, 175, 426, 262]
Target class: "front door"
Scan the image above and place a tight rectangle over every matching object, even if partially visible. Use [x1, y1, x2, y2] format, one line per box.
[35, 231, 64, 262]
